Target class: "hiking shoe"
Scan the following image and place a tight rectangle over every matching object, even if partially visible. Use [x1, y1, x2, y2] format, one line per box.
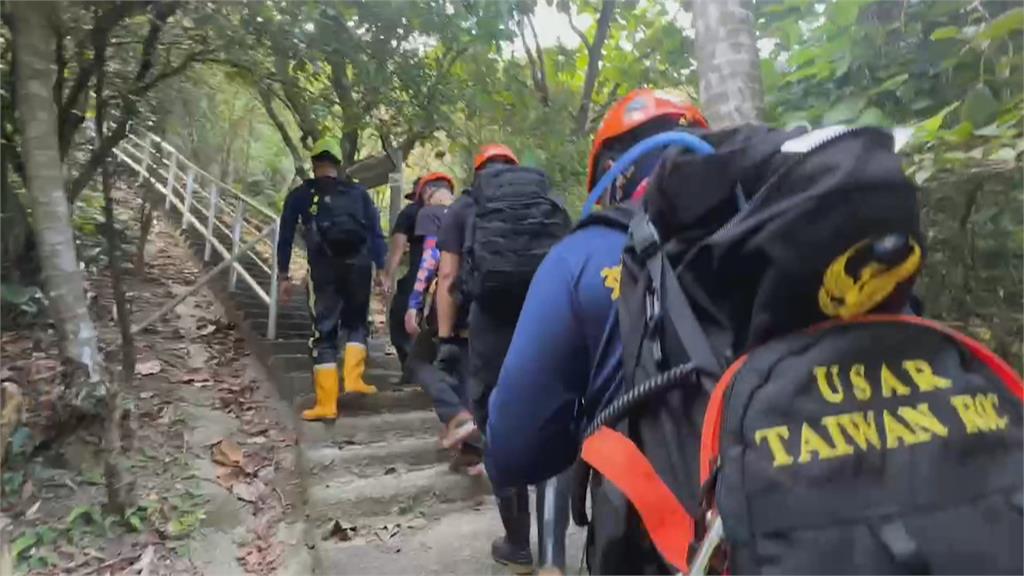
[491, 536, 533, 572]
[441, 411, 480, 449]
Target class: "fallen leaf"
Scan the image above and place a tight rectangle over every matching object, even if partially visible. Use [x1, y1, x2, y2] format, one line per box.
[28, 359, 60, 382]
[20, 479, 33, 501]
[210, 439, 244, 467]
[127, 545, 156, 576]
[135, 359, 162, 376]
[404, 518, 428, 530]
[231, 479, 264, 503]
[176, 369, 212, 383]
[239, 453, 265, 476]
[24, 500, 41, 519]
[324, 520, 357, 542]
[245, 436, 267, 445]
[214, 465, 246, 490]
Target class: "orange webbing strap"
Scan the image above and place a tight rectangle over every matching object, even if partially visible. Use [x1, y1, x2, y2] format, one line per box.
[581, 426, 694, 572]
[819, 315, 1023, 401]
[699, 355, 749, 486]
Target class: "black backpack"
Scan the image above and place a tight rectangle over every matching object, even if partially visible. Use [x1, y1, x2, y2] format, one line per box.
[308, 178, 370, 258]
[464, 165, 571, 313]
[573, 126, 1023, 574]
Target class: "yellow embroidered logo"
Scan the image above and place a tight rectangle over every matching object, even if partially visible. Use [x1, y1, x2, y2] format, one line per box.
[752, 359, 1009, 468]
[601, 265, 621, 301]
[818, 237, 922, 319]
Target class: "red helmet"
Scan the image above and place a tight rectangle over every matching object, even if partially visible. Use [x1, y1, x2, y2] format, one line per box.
[586, 88, 708, 191]
[414, 172, 455, 201]
[473, 144, 519, 171]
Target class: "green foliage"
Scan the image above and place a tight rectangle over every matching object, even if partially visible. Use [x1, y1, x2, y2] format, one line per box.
[759, 0, 1023, 365]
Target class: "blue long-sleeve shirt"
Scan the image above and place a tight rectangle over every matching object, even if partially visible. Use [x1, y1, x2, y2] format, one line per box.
[276, 177, 386, 273]
[486, 224, 628, 488]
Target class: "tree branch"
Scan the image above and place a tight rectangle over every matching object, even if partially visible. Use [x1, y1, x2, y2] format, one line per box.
[66, 2, 179, 204]
[564, 7, 592, 52]
[256, 84, 307, 178]
[58, 2, 146, 159]
[526, 14, 550, 107]
[575, 0, 616, 135]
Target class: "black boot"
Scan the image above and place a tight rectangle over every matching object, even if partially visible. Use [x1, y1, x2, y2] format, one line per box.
[535, 470, 571, 573]
[493, 486, 533, 569]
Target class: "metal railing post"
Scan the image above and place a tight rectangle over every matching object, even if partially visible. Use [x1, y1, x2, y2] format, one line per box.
[204, 184, 220, 261]
[138, 134, 152, 183]
[163, 153, 178, 209]
[267, 220, 280, 340]
[229, 200, 246, 291]
[181, 169, 195, 231]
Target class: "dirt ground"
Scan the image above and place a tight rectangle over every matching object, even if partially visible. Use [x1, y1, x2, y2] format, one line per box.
[0, 187, 303, 575]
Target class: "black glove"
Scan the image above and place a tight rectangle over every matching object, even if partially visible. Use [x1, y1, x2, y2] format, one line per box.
[434, 336, 465, 376]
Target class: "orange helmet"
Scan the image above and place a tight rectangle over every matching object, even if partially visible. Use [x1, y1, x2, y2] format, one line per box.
[586, 88, 708, 191]
[473, 144, 519, 171]
[414, 172, 455, 200]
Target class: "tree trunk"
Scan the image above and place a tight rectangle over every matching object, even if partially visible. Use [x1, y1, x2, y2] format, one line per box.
[94, 21, 134, 515]
[11, 0, 105, 412]
[256, 84, 308, 180]
[692, 0, 764, 128]
[575, 0, 616, 135]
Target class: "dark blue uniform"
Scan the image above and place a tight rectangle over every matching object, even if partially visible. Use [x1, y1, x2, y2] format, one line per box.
[276, 177, 386, 362]
[486, 224, 627, 487]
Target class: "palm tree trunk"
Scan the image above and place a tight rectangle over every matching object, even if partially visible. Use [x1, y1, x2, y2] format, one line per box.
[11, 0, 105, 412]
[692, 0, 764, 128]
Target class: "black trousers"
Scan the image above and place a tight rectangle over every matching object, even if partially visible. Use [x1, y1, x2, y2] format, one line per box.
[466, 303, 520, 431]
[307, 254, 371, 363]
[388, 274, 415, 365]
[406, 325, 470, 425]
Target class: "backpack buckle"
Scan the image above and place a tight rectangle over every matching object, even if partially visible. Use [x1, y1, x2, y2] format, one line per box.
[629, 213, 661, 262]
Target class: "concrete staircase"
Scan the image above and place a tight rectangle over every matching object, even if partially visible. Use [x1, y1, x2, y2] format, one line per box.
[166, 198, 514, 572]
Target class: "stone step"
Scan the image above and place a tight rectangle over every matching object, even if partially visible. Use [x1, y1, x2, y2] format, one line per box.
[305, 463, 490, 522]
[292, 386, 433, 416]
[305, 436, 450, 481]
[298, 410, 440, 446]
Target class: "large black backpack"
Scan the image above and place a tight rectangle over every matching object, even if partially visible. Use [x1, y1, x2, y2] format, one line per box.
[464, 165, 571, 313]
[573, 125, 1023, 574]
[308, 178, 370, 258]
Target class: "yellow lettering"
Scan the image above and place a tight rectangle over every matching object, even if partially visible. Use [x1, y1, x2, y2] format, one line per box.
[798, 422, 840, 463]
[813, 365, 844, 404]
[976, 393, 1009, 430]
[950, 394, 988, 433]
[819, 415, 855, 456]
[835, 411, 881, 450]
[849, 364, 872, 401]
[902, 360, 953, 393]
[884, 409, 926, 448]
[754, 426, 794, 467]
[897, 403, 948, 439]
[880, 363, 912, 398]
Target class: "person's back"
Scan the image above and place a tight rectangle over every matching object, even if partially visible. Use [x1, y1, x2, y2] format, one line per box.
[485, 90, 710, 573]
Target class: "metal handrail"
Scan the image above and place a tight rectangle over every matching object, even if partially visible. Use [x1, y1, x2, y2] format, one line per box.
[113, 132, 282, 340]
[127, 131, 279, 220]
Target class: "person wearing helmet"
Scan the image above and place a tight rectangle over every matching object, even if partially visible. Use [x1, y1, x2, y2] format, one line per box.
[398, 175, 485, 470]
[382, 173, 453, 367]
[432, 144, 547, 569]
[276, 136, 387, 421]
[484, 90, 707, 572]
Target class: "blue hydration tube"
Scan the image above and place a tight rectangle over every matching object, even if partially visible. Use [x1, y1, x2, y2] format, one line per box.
[581, 131, 715, 217]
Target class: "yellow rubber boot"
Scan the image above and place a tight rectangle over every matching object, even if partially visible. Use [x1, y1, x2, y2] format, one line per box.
[301, 364, 339, 421]
[342, 343, 378, 395]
